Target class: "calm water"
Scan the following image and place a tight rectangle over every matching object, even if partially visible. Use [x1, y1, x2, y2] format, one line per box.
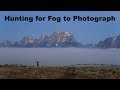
[0, 48, 120, 66]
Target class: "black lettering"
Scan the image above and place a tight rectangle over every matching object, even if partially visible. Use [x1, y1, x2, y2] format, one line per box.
[5, 16, 10, 21]
[48, 16, 61, 22]
[73, 16, 78, 21]
[36, 16, 46, 21]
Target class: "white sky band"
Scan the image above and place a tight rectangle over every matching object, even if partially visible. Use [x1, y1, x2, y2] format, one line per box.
[73, 16, 116, 22]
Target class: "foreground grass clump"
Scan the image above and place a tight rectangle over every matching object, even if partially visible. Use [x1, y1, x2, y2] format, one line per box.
[0, 65, 120, 79]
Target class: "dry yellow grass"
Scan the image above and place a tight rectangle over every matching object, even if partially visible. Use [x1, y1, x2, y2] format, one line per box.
[0, 66, 120, 79]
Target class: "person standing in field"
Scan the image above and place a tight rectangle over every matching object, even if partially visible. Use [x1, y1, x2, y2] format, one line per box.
[37, 61, 39, 67]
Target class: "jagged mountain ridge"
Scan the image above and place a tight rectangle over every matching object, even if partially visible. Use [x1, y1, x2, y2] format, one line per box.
[0, 31, 82, 47]
[97, 35, 120, 48]
[1, 31, 120, 48]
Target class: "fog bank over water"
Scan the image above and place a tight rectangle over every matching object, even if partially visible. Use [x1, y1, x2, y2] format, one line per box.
[0, 48, 120, 66]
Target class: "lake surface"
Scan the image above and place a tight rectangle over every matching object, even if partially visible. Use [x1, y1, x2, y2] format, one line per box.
[0, 48, 120, 66]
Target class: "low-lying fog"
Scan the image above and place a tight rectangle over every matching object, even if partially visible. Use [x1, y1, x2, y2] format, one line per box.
[0, 48, 120, 66]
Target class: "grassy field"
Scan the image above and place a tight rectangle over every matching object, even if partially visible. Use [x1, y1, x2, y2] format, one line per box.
[0, 65, 120, 79]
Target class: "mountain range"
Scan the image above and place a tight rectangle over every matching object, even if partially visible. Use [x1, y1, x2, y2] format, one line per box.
[97, 35, 120, 48]
[0, 31, 82, 48]
[0, 30, 120, 48]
